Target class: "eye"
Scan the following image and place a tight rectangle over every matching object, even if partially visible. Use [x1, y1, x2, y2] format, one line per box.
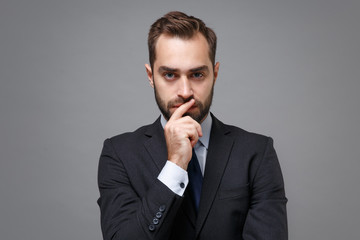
[163, 72, 176, 80]
[191, 72, 204, 79]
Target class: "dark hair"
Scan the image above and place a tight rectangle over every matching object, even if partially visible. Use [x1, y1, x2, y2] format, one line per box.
[148, 11, 217, 69]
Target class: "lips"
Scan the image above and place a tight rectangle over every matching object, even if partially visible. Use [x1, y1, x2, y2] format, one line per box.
[169, 98, 198, 110]
[173, 103, 183, 108]
[172, 103, 197, 108]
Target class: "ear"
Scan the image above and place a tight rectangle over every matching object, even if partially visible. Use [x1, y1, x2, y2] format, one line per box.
[145, 64, 154, 88]
[213, 62, 220, 83]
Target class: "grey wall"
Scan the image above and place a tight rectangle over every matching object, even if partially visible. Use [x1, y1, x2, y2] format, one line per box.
[1, 0, 359, 239]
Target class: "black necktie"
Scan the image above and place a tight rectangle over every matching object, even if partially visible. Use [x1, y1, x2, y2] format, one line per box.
[188, 148, 203, 212]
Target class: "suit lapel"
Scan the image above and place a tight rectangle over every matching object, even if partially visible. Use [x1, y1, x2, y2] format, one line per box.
[143, 117, 168, 171]
[196, 114, 235, 236]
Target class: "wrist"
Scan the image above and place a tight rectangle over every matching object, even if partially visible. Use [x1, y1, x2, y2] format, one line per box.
[168, 157, 188, 170]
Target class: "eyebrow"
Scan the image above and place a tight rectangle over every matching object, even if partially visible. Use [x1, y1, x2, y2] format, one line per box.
[158, 66, 178, 73]
[189, 65, 209, 73]
[158, 65, 209, 73]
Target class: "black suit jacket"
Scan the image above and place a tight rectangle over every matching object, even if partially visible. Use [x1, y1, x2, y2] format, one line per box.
[98, 114, 287, 240]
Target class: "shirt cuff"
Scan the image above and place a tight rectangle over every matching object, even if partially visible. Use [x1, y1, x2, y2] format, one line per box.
[158, 161, 189, 196]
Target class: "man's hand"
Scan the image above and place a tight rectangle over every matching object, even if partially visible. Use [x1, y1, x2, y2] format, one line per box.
[164, 99, 203, 170]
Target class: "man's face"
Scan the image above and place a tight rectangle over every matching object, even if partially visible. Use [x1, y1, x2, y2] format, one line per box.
[145, 33, 220, 123]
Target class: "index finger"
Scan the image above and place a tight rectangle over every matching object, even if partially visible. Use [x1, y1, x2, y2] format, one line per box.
[169, 99, 195, 121]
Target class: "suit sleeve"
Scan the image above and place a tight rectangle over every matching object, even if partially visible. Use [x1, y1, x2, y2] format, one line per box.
[242, 137, 288, 240]
[97, 138, 183, 240]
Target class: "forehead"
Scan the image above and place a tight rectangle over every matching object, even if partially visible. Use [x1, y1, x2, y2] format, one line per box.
[154, 33, 212, 69]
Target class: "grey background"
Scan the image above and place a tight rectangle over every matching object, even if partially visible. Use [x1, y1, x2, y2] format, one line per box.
[1, 0, 359, 239]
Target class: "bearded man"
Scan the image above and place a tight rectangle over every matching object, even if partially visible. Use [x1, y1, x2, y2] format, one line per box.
[97, 11, 288, 240]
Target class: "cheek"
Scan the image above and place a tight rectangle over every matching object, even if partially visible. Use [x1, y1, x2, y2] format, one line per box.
[155, 84, 174, 101]
[156, 82, 179, 98]
[195, 83, 213, 98]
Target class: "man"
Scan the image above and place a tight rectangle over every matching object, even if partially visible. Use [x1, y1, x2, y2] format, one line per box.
[98, 11, 287, 240]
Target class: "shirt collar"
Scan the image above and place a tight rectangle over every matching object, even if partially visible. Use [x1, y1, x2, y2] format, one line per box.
[160, 113, 212, 150]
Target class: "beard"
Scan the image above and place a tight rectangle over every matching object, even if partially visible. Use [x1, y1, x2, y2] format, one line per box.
[153, 80, 214, 123]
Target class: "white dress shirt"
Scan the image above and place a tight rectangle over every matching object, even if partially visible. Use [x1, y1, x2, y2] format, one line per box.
[157, 114, 212, 196]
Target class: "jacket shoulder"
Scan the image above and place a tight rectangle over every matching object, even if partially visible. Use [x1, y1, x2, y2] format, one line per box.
[105, 118, 160, 147]
[212, 114, 271, 144]
[227, 124, 270, 140]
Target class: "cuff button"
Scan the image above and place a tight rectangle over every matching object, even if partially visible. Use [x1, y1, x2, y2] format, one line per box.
[149, 224, 155, 232]
[156, 211, 162, 219]
[159, 205, 166, 212]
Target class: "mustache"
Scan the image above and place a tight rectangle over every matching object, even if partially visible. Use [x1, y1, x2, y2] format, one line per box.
[167, 97, 197, 108]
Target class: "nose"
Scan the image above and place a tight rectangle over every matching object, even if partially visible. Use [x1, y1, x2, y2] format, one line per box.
[177, 76, 193, 99]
